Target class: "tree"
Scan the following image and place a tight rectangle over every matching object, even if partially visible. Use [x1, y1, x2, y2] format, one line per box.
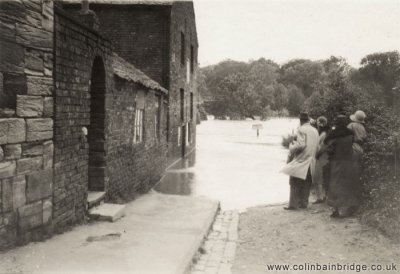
[199, 59, 281, 119]
[286, 85, 305, 116]
[279, 59, 326, 97]
[358, 51, 400, 105]
[323, 56, 351, 92]
[272, 83, 288, 111]
[248, 58, 279, 85]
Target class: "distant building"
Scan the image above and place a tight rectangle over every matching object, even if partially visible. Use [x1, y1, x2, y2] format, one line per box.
[0, 0, 198, 249]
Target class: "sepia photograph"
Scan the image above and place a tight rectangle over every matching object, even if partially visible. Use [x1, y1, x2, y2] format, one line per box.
[0, 0, 399, 273]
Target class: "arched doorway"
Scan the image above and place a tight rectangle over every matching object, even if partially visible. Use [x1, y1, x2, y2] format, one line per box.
[88, 56, 106, 191]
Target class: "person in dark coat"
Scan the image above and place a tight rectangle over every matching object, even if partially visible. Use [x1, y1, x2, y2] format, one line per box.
[324, 115, 360, 218]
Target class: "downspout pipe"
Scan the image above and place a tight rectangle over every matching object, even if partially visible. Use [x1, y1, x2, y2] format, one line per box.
[80, 0, 89, 14]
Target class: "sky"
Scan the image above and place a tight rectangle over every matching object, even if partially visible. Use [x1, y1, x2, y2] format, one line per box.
[193, 0, 400, 68]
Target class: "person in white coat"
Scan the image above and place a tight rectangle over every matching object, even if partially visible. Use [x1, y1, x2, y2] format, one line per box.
[281, 112, 319, 210]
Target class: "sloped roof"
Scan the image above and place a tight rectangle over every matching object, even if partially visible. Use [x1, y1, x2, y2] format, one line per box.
[63, 0, 174, 5]
[112, 53, 168, 94]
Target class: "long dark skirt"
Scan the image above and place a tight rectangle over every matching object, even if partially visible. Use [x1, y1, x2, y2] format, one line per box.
[327, 159, 361, 209]
[323, 163, 330, 192]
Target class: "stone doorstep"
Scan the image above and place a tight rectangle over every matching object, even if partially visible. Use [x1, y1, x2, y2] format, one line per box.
[88, 203, 125, 222]
[87, 191, 105, 209]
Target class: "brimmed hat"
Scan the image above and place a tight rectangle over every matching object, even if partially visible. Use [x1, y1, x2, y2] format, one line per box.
[350, 110, 366, 123]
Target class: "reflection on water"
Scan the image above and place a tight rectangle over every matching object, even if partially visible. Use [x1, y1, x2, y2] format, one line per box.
[231, 141, 277, 146]
[155, 173, 194, 195]
[154, 118, 299, 211]
[154, 149, 198, 196]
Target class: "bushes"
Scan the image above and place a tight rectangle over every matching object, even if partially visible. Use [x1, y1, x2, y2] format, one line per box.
[357, 103, 400, 238]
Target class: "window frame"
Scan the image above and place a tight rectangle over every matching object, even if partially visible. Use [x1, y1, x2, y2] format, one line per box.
[133, 108, 145, 144]
[155, 94, 162, 140]
[180, 89, 185, 122]
[190, 92, 194, 120]
[180, 32, 185, 66]
[190, 45, 195, 73]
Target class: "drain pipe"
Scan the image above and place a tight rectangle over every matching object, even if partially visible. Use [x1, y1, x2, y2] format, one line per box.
[78, 0, 100, 31]
[80, 0, 89, 14]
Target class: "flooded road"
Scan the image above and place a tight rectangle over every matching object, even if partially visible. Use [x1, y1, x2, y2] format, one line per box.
[155, 118, 299, 211]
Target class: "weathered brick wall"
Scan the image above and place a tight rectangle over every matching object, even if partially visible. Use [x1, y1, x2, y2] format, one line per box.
[168, 2, 199, 163]
[0, 0, 54, 249]
[64, 4, 171, 89]
[106, 77, 167, 200]
[77, 2, 200, 164]
[54, 7, 168, 231]
[53, 9, 113, 231]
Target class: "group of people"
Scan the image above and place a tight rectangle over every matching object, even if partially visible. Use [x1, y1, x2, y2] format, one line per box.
[281, 110, 367, 218]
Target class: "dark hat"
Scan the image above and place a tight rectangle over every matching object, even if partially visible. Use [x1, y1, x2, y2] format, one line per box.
[299, 112, 309, 121]
[335, 114, 348, 127]
[317, 116, 328, 126]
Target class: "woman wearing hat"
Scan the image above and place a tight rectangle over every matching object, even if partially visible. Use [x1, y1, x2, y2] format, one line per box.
[347, 110, 367, 161]
[324, 115, 358, 218]
[312, 116, 330, 204]
[347, 110, 367, 215]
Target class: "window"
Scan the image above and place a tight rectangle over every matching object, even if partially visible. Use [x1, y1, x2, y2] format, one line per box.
[186, 123, 190, 146]
[180, 32, 185, 66]
[165, 101, 169, 142]
[190, 45, 195, 73]
[133, 109, 145, 143]
[155, 95, 161, 140]
[188, 122, 192, 144]
[186, 59, 190, 83]
[190, 92, 194, 120]
[180, 89, 185, 122]
[177, 126, 181, 147]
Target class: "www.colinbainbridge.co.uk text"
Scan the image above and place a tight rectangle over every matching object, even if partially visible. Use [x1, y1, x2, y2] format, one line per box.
[266, 262, 398, 272]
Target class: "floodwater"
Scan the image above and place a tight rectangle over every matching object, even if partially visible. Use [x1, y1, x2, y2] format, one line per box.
[154, 117, 299, 211]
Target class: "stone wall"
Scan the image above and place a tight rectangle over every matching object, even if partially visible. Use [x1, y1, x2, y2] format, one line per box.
[0, 0, 54, 249]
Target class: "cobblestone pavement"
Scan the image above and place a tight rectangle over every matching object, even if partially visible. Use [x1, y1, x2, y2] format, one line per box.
[191, 210, 240, 274]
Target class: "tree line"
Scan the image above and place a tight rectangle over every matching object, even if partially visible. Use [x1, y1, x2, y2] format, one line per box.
[198, 51, 400, 119]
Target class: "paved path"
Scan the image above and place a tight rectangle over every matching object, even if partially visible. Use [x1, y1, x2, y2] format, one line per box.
[191, 210, 240, 274]
[0, 191, 219, 274]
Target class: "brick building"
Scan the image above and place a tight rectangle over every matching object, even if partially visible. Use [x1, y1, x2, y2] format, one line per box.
[64, 0, 199, 162]
[0, 0, 198, 249]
